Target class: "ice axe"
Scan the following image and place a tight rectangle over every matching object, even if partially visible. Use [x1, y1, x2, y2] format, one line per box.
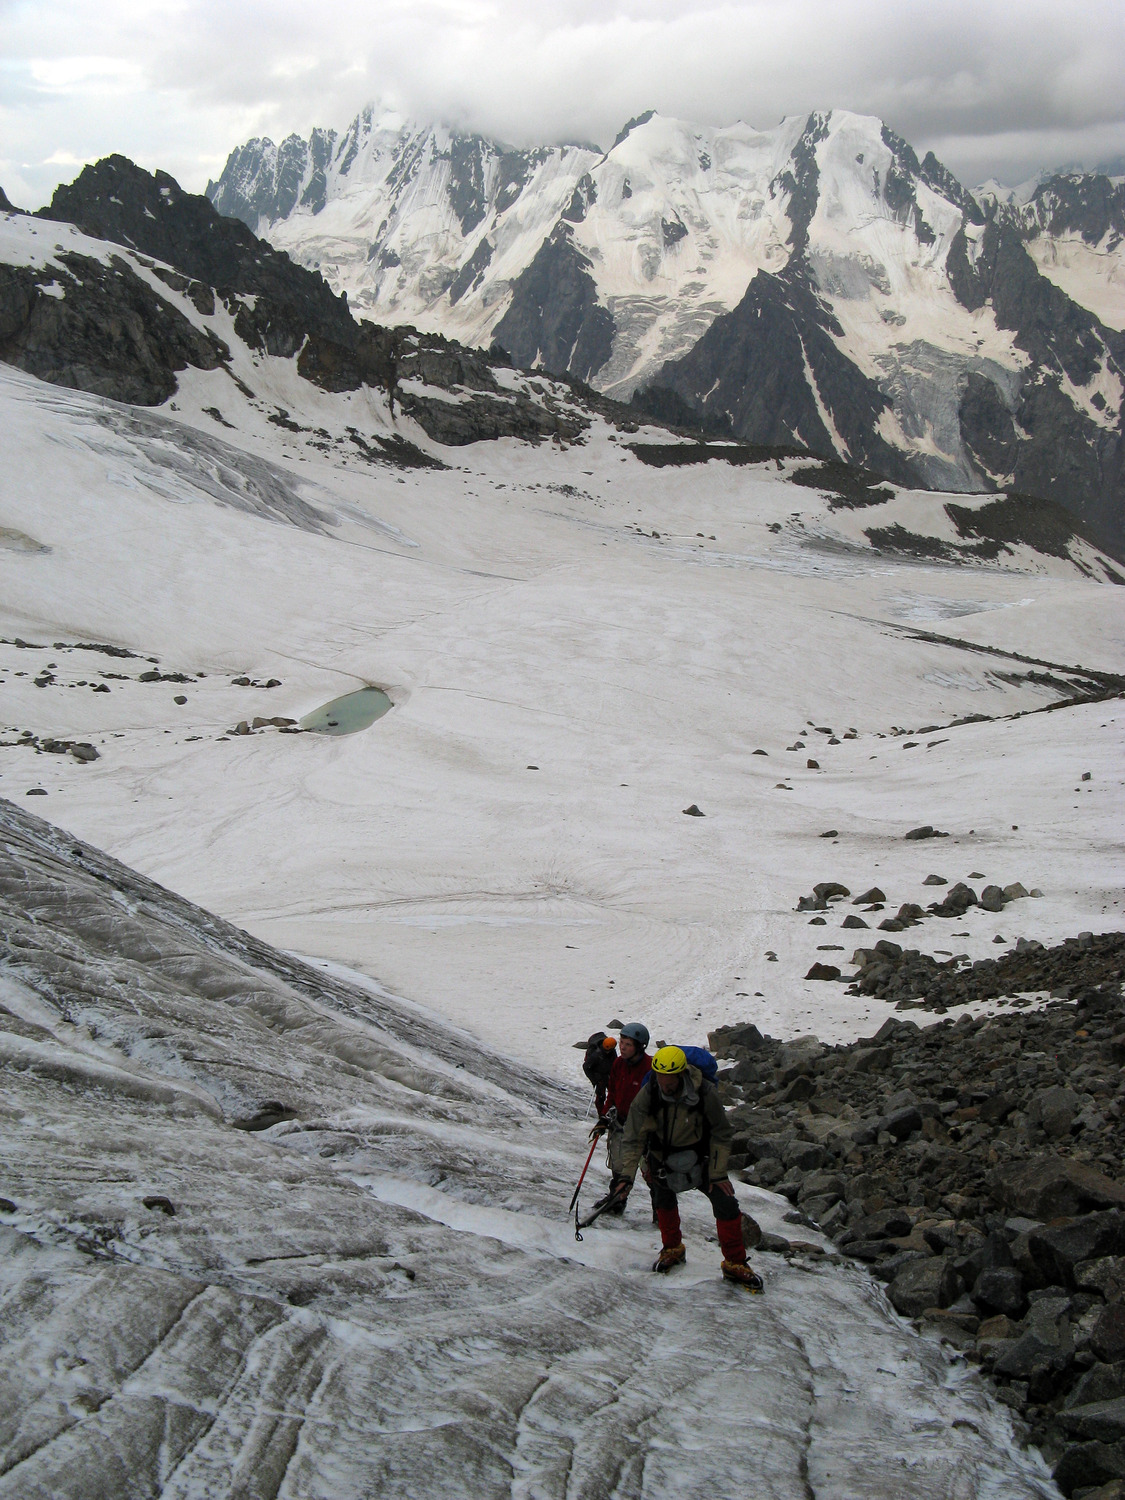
[568, 1135, 599, 1216]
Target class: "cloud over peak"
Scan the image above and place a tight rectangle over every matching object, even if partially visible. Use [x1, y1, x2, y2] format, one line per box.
[2, 0, 1123, 207]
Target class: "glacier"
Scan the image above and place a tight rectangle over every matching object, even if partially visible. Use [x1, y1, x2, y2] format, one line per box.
[0, 797, 1061, 1497]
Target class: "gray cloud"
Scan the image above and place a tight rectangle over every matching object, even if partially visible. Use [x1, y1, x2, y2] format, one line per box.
[2, 0, 1123, 208]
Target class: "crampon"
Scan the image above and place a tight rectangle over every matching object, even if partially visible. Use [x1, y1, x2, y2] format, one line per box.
[721, 1259, 764, 1292]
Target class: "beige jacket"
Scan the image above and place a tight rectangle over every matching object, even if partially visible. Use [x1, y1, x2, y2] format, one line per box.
[618, 1065, 733, 1183]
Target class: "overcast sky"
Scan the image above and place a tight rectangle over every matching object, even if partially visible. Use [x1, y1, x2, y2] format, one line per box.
[2, 0, 1123, 208]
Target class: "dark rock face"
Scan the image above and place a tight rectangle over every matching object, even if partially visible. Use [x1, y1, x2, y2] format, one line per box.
[298, 129, 337, 217]
[918, 152, 985, 227]
[45, 155, 357, 356]
[612, 111, 656, 150]
[449, 238, 494, 306]
[1020, 172, 1125, 248]
[945, 218, 1125, 551]
[632, 268, 915, 485]
[494, 149, 549, 215]
[631, 142, 1125, 550]
[448, 135, 490, 235]
[492, 224, 615, 384]
[772, 112, 829, 260]
[0, 252, 227, 404]
[878, 125, 942, 245]
[661, 217, 687, 249]
[958, 371, 1019, 478]
[208, 130, 339, 227]
[561, 174, 597, 225]
[1008, 380, 1124, 553]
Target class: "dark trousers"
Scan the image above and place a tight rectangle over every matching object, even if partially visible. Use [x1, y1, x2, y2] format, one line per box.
[652, 1177, 746, 1261]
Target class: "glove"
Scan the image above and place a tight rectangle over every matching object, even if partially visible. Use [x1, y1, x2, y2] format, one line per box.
[589, 1116, 610, 1141]
[711, 1178, 735, 1197]
[608, 1175, 631, 1205]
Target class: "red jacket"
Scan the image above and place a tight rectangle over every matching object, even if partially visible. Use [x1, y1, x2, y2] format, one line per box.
[606, 1051, 652, 1122]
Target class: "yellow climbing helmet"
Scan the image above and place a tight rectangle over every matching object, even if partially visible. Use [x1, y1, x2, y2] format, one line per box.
[652, 1045, 687, 1074]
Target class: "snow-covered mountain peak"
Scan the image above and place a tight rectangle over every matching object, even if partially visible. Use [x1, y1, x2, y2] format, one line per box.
[197, 108, 1125, 553]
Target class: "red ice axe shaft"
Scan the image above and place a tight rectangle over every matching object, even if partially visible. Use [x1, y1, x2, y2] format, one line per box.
[567, 1135, 599, 1214]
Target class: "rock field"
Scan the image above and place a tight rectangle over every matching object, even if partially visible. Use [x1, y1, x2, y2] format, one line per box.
[711, 943, 1125, 1497]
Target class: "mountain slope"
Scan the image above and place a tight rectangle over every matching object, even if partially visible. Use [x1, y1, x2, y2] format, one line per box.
[210, 108, 1125, 550]
[998, 171, 1125, 333]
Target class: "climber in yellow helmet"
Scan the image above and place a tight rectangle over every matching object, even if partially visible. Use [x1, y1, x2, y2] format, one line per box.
[606, 1044, 763, 1290]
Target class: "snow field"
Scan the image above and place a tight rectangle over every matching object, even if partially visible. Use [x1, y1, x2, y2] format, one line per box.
[0, 361, 1121, 1086]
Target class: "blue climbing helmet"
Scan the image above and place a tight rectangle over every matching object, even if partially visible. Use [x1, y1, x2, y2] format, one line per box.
[620, 1021, 650, 1050]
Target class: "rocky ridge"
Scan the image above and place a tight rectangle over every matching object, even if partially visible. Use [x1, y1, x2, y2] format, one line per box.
[0, 157, 627, 449]
[710, 955, 1125, 1496]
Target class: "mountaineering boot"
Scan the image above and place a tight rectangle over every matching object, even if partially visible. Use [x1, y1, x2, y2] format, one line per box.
[653, 1243, 687, 1273]
[721, 1259, 764, 1292]
[591, 1174, 630, 1217]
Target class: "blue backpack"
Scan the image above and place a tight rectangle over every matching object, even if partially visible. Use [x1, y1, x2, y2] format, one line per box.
[680, 1046, 719, 1083]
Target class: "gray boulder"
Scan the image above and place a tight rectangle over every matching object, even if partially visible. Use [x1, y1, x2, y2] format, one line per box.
[972, 1265, 1027, 1318]
[1053, 1440, 1125, 1497]
[775, 1037, 824, 1081]
[845, 1207, 913, 1242]
[1077, 1258, 1125, 1305]
[888, 1256, 960, 1317]
[1065, 1362, 1125, 1410]
[882, 1105, 923, 1140]
[994, 1329, 1068, 1379]
[805, 962, 841, 980]
[1030, 1213, 1125, 1287]
[1093, 1307, 1125, 1365]
[1029, 1085, 1082, 1139]
[783, 1140, 826, 1172]
[979, 1092, 1018, 1125]
[709, 1022, 765, 1054]
[797, 1171, 846, 1206]
[991, 1156, 1125, 1221]
[1059, 1397, 1125, 1445]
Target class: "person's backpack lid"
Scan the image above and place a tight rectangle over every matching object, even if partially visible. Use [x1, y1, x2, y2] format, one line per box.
[582, 1031, 616, 1085]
